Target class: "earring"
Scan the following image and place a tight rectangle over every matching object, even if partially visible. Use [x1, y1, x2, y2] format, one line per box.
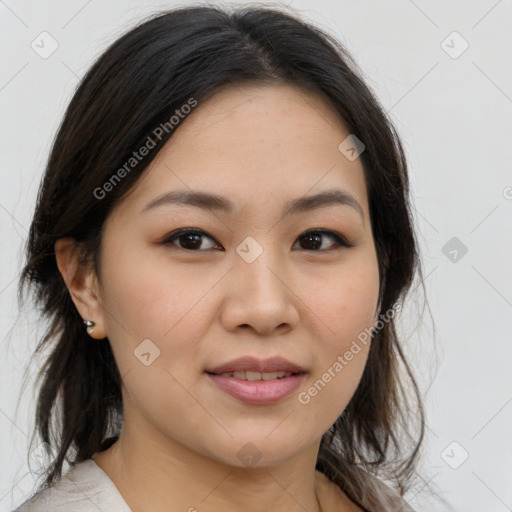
[83, 319, 96, 335]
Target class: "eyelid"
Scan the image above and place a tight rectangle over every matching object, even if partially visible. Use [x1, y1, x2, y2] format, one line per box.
[160, 228, 221, 249]
[300, 228, 355, 249]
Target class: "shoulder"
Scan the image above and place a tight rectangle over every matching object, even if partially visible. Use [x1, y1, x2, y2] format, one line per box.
[315, 470, 363, 511]
[366, 474, 417, 512]
[315, 470, 416, 512]
[13, 459, 132, 512]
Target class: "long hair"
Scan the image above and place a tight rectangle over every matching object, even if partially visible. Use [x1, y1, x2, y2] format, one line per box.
[17, 5, 430, 510]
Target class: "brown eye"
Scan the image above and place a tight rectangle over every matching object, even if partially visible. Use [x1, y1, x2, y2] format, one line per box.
[293, 229, 354, 251]
[161, 229, 221, 251]
[160, 228, 354, 253]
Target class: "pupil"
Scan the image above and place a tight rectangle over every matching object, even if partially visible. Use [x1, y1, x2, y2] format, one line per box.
[303, 234, 321, 250]
[183, 234, 201, 249]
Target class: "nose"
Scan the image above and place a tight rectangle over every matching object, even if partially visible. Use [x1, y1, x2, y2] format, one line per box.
[219, 246, 300, 336]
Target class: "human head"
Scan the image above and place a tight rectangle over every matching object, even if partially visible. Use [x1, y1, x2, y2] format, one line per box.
[18, 5, 424, 508]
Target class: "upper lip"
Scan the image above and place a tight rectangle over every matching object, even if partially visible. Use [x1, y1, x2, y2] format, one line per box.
[206, 356, 306, 374]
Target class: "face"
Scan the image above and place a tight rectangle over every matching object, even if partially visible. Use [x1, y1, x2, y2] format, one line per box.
[78, 84, 380, 468]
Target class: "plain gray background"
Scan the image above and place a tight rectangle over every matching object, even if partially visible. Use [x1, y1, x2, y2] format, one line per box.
[1, 1, 511, 511]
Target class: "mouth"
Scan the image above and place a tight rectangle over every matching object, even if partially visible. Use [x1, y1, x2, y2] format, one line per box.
[206, 372, 306, 404]
[206, 355, 307, 376]
[205, 356, 307, 404]
[207, 370, 301, 381]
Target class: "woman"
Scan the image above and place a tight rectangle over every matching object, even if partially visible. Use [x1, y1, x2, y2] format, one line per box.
[14, 4, 427, 511]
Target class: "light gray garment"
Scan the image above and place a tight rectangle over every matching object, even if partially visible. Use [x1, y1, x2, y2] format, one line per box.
[13, 459, 132, 512]
[13, 458, 415, 512]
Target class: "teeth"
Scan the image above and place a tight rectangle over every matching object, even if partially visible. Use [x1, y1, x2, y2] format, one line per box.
[218, 371, 293, 380]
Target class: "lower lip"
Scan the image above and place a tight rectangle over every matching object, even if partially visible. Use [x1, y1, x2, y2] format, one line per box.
[207, 373, 306, 405]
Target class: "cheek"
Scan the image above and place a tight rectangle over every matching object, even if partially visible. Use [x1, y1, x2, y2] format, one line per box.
[97, 251, 215, 433]
[304, 252, 380, 350]
[295, 253, 379, 424]
[100, 242, 214, 337]
[98, 244, 224, 386]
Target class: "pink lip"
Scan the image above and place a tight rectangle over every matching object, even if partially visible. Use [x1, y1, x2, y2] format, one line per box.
[207, 373, 306, 404]
[206, 356, 306, 374]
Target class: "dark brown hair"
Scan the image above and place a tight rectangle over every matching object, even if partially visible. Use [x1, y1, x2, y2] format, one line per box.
[17, 4, 432, 510]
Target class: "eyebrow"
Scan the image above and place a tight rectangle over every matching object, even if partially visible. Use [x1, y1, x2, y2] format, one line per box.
[142, 189, 364, 220]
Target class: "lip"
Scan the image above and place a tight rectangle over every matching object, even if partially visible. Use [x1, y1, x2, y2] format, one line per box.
[207, 373, 306, 405]
[206, 356, 306, 374]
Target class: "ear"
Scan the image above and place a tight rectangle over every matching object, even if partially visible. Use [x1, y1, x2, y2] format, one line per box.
[373, 257, 389, 327]
[54, 237, 107, 339]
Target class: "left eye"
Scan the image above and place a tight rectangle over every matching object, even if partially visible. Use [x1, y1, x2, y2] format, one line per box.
[161, 228, 354, 252]
[293, 229, 354, 251]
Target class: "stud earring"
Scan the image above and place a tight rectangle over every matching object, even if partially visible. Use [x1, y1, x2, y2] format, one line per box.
[83, 319, 96, 335]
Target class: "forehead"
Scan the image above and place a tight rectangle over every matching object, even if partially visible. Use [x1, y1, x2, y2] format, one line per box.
[111, 84, 369, 222]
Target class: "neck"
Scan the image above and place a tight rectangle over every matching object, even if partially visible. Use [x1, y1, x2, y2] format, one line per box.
[93, 422, 326, 512]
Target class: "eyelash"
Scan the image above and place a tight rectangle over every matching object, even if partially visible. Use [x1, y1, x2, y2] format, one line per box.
[160, 228, 355, 252]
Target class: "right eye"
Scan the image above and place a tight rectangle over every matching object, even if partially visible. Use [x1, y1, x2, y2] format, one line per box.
[160, 228, 222, 251]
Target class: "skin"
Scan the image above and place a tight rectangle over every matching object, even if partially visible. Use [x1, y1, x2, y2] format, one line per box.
[55, 83, 381, 512]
